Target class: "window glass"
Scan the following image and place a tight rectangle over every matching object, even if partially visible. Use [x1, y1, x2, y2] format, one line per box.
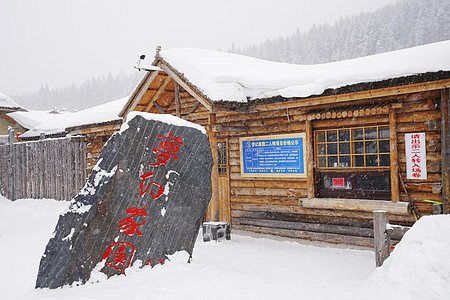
[317, 132, 325, 142]
[365, 141, 378, 153]
[379, 140, 390, 153]
[353, 129, 364, 140]
[365, 128, 377, 139]
[379, 128, 390, 139]
[317, 144, 326, 155]
[339, 130, 350, 141]
[328, 156, 338, 168]
[327, 143, 338, 154]
[379, 154, 390, 166]
[366, 155, 378, 167]
[355, 175, 390, 191]
[339, 142, 350, 154]
[327, 131, 337, 142]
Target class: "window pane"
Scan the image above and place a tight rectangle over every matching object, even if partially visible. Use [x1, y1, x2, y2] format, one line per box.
[365, 128, 377, 139]
[354, 141, 364, 154]
[327, 143, 338, 154]
[379, 154, 390, 166]
[339, 130, 350, 141]
[316, 132, 325, 142]
[318, 156, 326, 167]
[327, 131, 337, 142]
[339, 156, 351, 167]
[379, 128, 389, 139]
[328, 156, 338, 167]
[353, 129, 364, 140]
[379, 140, 390, 153]
[354, 155, 364, 167]
[355, 175, 390, 191]
[365, 141, 377, 153]
[339, 142, 350, 154]
[366, 155, 378, 167]
[317, 144, 326, 155]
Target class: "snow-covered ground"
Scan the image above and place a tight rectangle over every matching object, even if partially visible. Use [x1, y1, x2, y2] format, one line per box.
[0, 195, 448, 300]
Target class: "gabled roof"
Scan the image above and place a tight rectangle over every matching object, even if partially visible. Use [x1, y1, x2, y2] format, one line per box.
[9, 97, 128, 139]
[0, 92, 25, 113]
[158, 40, 450, 103]
[121, 40, 450, 117]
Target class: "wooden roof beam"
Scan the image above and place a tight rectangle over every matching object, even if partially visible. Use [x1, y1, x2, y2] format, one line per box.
[144, 75, 173, 112]
[119, 70, 159, 118]
[159, 64, 213, 112]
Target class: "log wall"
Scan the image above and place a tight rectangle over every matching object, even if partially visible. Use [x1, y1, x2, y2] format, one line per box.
[202, 89, 443, 247]
[0, 137, 87, 201]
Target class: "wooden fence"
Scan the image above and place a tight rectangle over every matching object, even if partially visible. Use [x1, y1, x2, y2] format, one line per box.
[0, 137, 87, 201]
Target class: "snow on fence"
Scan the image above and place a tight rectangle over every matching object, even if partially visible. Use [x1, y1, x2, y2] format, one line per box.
[0, 137, 87, 201]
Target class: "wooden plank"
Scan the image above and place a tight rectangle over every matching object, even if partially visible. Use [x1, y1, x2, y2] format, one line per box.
[373, 210, 389, 267]
[302, 198, 410, 215]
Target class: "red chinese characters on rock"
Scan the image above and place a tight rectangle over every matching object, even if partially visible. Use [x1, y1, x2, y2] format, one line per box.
[101, 242, 136, 275]
[118, 206, 148, 237]
[102, 132, 183, 275]
[139, 172, 164, 199]
[149, 133, 184, 167]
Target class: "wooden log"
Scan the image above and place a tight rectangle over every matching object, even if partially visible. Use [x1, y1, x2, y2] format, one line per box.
[231, 202, 416, 224]
[302, 198, 410, 215]
[442, 88, 450, 213]
[233, 217, 374, 237]
[373, 210, 389, 267]
[233, 224, 374, 248]
[305, 119, 314, 199]
[390, 110, 399, 203]
[174, 82, 181, 117]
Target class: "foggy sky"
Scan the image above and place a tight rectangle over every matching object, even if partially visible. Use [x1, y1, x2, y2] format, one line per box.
[0, 0, 397, 95]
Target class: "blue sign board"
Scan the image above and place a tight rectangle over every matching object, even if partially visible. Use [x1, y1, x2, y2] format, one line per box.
[240, 134, 306, 177]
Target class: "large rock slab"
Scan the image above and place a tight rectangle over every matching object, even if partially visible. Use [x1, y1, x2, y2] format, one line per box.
[36, 112, 213, 288]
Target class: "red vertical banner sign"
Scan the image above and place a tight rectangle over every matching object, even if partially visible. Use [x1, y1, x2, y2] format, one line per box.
[405, 133, 427, 180]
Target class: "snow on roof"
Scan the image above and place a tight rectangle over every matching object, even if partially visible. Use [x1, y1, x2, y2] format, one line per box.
[0, 92, 24, 110]
[159, 40, 450, 102]
[12, 96, 128, 138]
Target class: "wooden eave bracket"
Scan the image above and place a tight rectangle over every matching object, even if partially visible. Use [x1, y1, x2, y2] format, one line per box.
[119, 70, 161, 119]
[143, 75, 172, 113]
[158, 63, 213, 112]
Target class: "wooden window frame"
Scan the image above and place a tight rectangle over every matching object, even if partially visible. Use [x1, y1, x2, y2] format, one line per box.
[314, 125, 391, 200]
[217, 140, 228, 176]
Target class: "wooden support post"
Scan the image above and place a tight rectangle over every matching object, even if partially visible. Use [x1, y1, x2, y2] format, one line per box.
[175, 82, 181, 117]
[206, 113, 220, 222]
[373, 210, 390, 267]
[305, 119, 314, 199]
[8, 127, 15, 144]
[389, 109, 399, 203]
[441, 89, 450, 214]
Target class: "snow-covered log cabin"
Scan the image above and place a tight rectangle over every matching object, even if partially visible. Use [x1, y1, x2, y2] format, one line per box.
[117, 41, 450, 246]
[0, 92, 26, 144]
